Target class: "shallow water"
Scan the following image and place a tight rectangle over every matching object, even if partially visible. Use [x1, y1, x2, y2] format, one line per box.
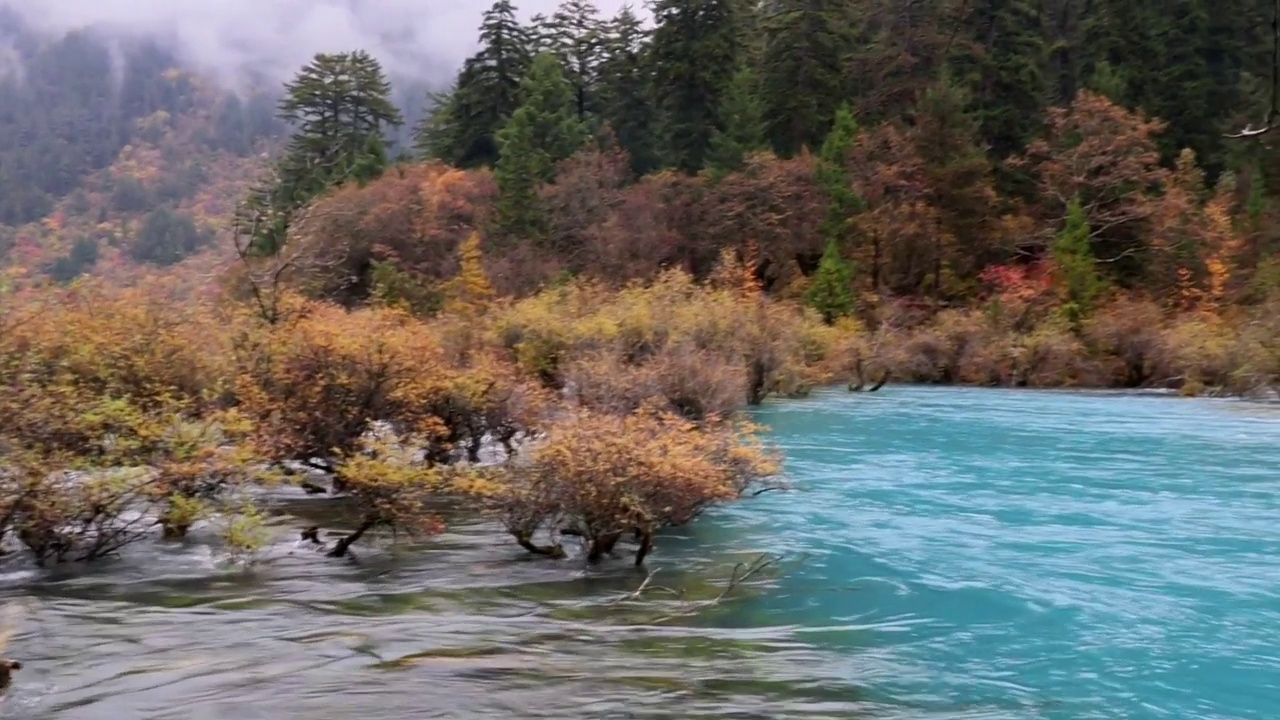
[3, 387, 1279, 719]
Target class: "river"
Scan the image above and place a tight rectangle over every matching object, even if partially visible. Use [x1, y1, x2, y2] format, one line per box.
[2, 387, 1278, 719]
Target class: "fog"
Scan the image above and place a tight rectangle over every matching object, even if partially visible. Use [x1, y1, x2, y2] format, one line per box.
[4, 0, 636, 85]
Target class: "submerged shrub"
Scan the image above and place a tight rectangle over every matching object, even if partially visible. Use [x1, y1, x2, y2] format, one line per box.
[477, 406, 780, 565]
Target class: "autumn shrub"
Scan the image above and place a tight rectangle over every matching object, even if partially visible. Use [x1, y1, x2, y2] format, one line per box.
[491, 267, 853, 413]
[475, 406, 780, 565]
[0, 282, 259, 563]
[1083, 298, 1173, 387]
[232, 298, 547, 554]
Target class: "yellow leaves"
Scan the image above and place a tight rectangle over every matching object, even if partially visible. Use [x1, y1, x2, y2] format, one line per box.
[485, 407, 778, 546]
[442, 231, 496, 315]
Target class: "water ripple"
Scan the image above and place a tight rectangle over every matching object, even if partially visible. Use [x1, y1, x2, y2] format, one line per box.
[2, 386, 1278, 719]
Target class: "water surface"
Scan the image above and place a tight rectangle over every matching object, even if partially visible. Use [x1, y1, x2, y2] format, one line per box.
[2, 387, 1278, 718]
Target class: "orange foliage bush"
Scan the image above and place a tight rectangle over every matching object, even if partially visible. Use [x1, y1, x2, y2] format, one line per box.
[473, 406, 780, 565]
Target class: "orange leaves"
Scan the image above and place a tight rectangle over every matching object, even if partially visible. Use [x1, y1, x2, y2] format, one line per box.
[1018, 90, 1167, 236]
[485, 406, 780, 562]
[234, 301, 451, 462]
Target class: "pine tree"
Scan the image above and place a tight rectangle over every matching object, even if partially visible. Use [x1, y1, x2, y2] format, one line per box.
[759, 0, 852, 157]
[546, 0, 606, 122]
[241, 50, 401, 255]
[705, 66, 765, 176]
[954, 0, 1047, 160]
[806, 239, 856, 323]
[912, 74, 998, 290]
[495, 54, 588, 239]
[596, 5, 659, 174]
[649, 0, 739, 173]
[816, 103, 863, 247]
[1054, 197, 1105, 327]
[422, 0, 532, 167]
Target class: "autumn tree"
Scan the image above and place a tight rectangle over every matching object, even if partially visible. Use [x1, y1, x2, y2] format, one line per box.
[1016, 91, 1167, 282]
[483, 407, 779, 565]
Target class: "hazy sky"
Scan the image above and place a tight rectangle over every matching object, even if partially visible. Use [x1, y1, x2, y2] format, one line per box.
[7, 0, 637, 84]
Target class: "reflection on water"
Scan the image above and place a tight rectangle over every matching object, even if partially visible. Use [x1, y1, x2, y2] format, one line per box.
[3, 387, 1279, 719]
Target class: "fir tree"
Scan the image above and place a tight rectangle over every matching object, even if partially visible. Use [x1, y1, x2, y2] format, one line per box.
[596, 5, 659, 174]
[422, 0, 532, 167]
[649, 0, 739, 173]
[759, 0, 852, 156]
[816, 103, 863, 247]
[705, 66, 765, 176]
[495, 54, 588, 239]
[1054, 197, 1105, 327]
[546, 0, 606, 121]
[241, 50, 401, 255]
[912, 73, 997, 290]
[806, 239, 856, 323]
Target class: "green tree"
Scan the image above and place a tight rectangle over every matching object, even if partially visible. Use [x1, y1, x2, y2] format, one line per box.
[596, 6, 660, 174]
[705, 66, 765, 176]
[130, 207, 212, 266]
[806, 239, 856, 323]
[816, 104, 863, 246]
[911, 74, 998, 291]
[239, 50, 401, 255]
[1054, 197, 1105, 327]
[759, 0, 852, 157]
[421, 1, 533, 167]
[649, 0, 739, 173]
[953, 0, 1047, 160]
[546, 0, 606, 121]
[495, 54, 588, 239]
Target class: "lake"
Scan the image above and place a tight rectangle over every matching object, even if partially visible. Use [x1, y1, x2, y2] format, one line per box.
[2, 386, 1278, 718]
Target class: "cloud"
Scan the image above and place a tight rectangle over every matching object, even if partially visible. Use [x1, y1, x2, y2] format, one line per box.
[3, 0, 636, 86]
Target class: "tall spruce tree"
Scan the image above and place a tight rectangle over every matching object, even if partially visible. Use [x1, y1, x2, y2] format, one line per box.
[816, 103, 863, 248]
[912, 74, 998, 290]
[954, 0, 1048, 160]
[546, 0, 607, 121]
[649, 0, 739, 173]
[239, 50, 401, 255]
[1054, 196, 1105, 328]
[705, 66, 766, 176]
[759, 0, 852, 156]
[596, 5, 660, 174]
[494, 54, 588, 239]
[421, 0, 532, 167]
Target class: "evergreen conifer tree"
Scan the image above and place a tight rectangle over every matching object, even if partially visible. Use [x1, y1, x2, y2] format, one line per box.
[495, 54, 588, 239]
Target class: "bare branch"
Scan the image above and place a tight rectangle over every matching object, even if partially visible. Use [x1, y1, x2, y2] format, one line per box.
[1227, 0, 1280, 138]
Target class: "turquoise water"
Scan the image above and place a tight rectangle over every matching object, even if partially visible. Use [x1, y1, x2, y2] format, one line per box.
[3, 387, 1279, 719]
[716, 386, 1280, 719]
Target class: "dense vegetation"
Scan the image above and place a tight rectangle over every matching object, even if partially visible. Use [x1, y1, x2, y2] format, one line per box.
[2, 1, 1280, 569]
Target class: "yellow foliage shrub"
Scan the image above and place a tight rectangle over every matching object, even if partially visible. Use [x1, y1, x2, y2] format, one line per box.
[480, 406, 780, 565]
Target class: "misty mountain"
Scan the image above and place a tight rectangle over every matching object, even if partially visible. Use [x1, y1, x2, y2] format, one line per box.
[2, 0, 632, 86]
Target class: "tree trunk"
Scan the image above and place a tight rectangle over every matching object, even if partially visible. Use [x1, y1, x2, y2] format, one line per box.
[514, 532, 566, 558]
[634, 531, 653, 567]
[326, 517, 377, 557]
